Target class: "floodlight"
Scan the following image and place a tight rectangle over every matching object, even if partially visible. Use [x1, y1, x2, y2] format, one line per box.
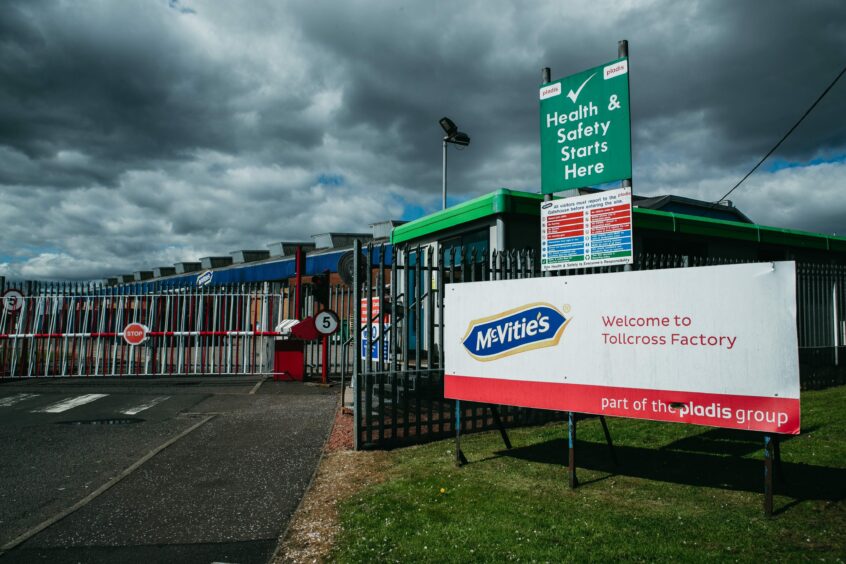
[439, 117, 458, 137]
[451, 131, 470, 146]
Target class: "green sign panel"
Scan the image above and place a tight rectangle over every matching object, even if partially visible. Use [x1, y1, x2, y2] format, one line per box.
[539, 57, 631, 194]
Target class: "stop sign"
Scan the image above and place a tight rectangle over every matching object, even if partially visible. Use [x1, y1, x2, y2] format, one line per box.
[123, 323, 149, 346]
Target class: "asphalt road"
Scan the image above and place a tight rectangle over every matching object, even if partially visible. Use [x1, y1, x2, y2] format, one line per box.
[0, 377, 337, 564]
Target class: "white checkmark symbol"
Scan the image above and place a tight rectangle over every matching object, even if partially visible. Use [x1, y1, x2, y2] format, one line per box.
[566, 72, 596, 104]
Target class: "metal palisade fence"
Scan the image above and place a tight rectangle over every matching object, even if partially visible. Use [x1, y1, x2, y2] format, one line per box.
[353, 242, 557, 450]
[2, 253, 843, 405]
[353, 243, 846, 450]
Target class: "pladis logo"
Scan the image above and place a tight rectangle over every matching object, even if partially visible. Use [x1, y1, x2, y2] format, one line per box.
[461, 302, 570, 361]
[539, 83, 561, 100]
[604, 59, 628, 80]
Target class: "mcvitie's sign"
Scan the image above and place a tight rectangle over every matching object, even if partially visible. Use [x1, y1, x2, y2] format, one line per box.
[445, 262, 801, 435]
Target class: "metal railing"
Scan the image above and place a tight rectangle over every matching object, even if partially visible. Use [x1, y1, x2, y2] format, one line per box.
[353, 244, 846, 449]
[0, 278, 359, 380]
[0, 283, 281, 377]
[3, 254, 842, 391]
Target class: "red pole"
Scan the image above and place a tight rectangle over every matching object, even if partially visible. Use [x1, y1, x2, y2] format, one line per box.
[200, 295, 207, 374]
[152, 296, 161, 374]
[321, 335, 328, 385]
[69, 299, 79, 376]
[104, 296, 113, 375]
[295, 246, 304, 320]
[235, 291, 242, 374]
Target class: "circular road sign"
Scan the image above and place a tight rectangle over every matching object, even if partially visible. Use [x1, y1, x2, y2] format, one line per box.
[123, 323, 149, 346]
[2, 289, 25, 313]
[314, 310, 340, 336]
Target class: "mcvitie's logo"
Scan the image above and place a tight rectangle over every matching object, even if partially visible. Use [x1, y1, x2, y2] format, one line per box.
[461, 302, 570, 361]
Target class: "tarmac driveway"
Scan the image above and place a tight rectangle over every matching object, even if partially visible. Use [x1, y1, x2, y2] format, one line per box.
[0, 378, 337, 564]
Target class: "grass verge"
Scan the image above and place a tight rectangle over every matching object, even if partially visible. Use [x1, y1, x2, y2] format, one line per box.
[332, 386, 846, 562]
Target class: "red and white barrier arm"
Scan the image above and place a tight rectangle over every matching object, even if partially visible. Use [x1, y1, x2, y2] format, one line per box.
[0, 331, 285, 339]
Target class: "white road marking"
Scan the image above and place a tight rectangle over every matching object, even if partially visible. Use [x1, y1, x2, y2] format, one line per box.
[0, 393, 40, 407]
[33, 394, 108, 413]
[120, 396, 170, 415]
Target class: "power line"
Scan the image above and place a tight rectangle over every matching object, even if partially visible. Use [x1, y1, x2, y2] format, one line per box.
[713, 64, 846, 206]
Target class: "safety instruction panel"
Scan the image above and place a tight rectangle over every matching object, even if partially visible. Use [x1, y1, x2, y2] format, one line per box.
[540, 187, 632, 271]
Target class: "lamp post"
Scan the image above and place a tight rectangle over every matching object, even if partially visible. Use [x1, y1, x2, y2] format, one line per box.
[439, 117, 470, 210]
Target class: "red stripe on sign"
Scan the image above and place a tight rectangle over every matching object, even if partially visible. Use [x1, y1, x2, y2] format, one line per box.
[548, 229, 585, 239]
[547, 211, 583, 221]
[444, 375, 800, 434]
[546, 217, 584, 227]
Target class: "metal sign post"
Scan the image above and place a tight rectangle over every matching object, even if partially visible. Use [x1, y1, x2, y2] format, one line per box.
[315, 310, 340, 386]
[568, 412, 577, 488]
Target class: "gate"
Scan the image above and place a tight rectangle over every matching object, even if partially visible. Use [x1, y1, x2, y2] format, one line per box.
[353, 242, 846, 450]
[0, 278, 359, 380]
[353, 243, 561, 450]
[1, 282, 287, 378]
[0, 282, 350, 378]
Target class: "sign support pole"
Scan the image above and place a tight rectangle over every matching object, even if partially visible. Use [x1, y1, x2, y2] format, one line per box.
[321, 335, 329, 385]
[599, 416, 618, 466]
[541, 66, 552, 208]
[763, 434, 785, 516]
[617, 39, 634, 271]
[764, 434, 774, 516]
[618, 39, 632, 192]
[489, 406, 512, 450]
[455, 400, 467, 467]
[542, 66, 553, 278]
[568, 411, 578, 488]
[541, 64, 552, 213]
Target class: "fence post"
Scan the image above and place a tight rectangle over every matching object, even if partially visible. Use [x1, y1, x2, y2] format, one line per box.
[353, 239, 362, 451]
[438, 245, 445, 368]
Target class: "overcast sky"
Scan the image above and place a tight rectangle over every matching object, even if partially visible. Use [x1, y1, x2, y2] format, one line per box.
[1, 0, 845, 280]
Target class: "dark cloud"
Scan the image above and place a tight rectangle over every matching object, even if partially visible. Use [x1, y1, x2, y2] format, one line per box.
[0, 0, 844, 280]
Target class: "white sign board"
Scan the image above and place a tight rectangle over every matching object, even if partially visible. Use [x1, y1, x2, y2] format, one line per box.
[541, 187, 632, 271]
[444, 262, 800, 434]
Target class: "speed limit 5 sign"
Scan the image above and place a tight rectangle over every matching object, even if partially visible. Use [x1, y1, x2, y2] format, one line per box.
[314, 310, 340, 335]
